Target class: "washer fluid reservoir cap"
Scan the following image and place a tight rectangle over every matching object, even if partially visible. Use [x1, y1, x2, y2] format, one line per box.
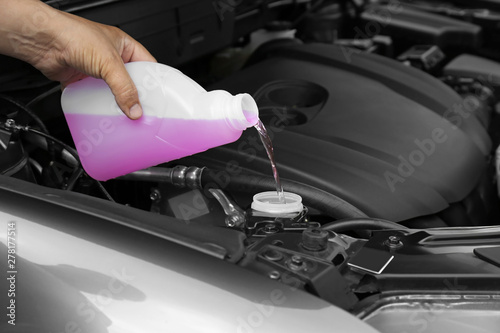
[251, 191, 303, 214]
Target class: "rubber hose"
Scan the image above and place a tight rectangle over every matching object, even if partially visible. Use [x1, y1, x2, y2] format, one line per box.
[321, 218, 409, 233]
[200, 169, 367, 219]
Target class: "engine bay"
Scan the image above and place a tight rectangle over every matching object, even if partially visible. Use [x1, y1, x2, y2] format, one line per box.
[2, 0, 500, 332]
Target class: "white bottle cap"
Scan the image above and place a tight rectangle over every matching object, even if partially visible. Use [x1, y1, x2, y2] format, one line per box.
[251, 191, 303, 214]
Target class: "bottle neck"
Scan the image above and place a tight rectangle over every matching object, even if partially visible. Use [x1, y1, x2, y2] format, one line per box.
[208, 91, 259, 131]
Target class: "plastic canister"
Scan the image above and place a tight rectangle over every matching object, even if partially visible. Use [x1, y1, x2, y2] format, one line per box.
[61, 62, 259, 181]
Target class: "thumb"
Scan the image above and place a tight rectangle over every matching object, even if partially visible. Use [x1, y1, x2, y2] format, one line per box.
[101, 59, 143, 120]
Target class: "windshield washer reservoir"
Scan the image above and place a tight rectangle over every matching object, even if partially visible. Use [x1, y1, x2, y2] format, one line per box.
[251, 191, 303, 214]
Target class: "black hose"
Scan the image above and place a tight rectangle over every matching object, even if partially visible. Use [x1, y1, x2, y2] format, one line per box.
[321, 218, 409, 233]
[120, 166, 367, 219]
[200, 169, 367, 219]
[117, 168, 174, 183]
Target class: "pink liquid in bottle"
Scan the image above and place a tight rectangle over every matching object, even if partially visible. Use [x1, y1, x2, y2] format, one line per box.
[61, 62, 259, 181]
[65, 113, 242, 181]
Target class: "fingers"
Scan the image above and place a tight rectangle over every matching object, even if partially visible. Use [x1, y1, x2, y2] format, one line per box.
[100, 56, 143, 120]
[126, 38, 157, 63]
[104, 26, 155, 64]
[98, 29, 154, 119]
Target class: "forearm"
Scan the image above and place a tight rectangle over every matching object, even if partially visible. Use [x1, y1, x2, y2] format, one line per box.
[0, 0, 156, 119]
[0, 0, 62, 66]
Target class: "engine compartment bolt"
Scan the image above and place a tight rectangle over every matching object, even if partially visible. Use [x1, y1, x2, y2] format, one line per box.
[263, 223, 280, 234]
[386, 235, 403, 249]
[5, 119, 15, 128]
[150, 188, 161, 202]
[263, 249, 284, 262]
[291, 255, 303, 265]
[388, 236, 400, 243]
[269, 271, 281, 280]
[288, 255, 306, 271]
[225, 215, 240, 228]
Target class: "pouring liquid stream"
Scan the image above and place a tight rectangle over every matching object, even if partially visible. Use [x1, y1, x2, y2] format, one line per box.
[254, 119, 286, 204]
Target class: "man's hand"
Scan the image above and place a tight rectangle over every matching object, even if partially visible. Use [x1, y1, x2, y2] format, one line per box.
[0, 0, 156, 119]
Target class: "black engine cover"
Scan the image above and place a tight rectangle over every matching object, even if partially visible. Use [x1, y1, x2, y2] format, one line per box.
[198, 43, 491, 222]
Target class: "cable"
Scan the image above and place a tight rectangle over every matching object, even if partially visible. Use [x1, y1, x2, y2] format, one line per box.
[26, 85, 61, 108]
[1, 117, 115, 202]
[64, 167, 84, 191]
[22, 131, 79, 167]
[0, 94, 57, 160]
[24, 127, 114, 202]
[321, 218, 410, 233]
[95, 180, 116, 202]
[25, 127, 80, 163]
[0, 94, 49, 134]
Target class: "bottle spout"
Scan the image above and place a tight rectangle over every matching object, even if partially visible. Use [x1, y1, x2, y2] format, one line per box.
[194, 90, 259, 131]
[238, 93, 259, 127]
[225, 92, 259, 131]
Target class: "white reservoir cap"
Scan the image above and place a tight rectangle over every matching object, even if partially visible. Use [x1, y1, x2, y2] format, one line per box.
[251, 191, 303, 214]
